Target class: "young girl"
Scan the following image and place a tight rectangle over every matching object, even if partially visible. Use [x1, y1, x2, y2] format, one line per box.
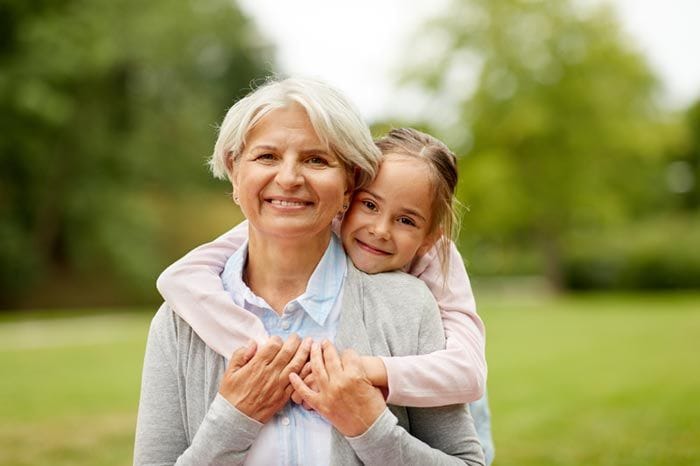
[157, 128, 494, 464]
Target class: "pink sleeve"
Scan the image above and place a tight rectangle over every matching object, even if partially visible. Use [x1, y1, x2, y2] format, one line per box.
[156, 220, 269, 358]
[380, 240, 487, 407]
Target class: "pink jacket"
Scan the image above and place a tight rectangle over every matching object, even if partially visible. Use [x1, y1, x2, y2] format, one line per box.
[156, 221, 487, 407]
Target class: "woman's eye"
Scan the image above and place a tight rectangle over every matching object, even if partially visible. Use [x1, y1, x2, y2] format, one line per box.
[307, 156, 329, 166]
[254, 153, 276, 162]
[398, 216, 417, 227]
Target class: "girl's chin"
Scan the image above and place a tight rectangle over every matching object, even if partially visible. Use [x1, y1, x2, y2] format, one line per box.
[349, 254, 386, 274]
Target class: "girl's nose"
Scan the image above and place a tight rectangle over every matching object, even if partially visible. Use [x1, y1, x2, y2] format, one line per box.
[369, 217, 392, 239]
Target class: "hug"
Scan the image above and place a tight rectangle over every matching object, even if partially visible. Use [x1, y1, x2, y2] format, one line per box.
[134, 77, 491, 465]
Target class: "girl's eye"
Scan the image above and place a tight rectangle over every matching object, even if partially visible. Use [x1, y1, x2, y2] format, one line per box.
[398, 216, 417, 227]
[361, 199, 378, 211]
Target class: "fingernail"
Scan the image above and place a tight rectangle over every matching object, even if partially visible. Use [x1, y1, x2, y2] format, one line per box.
[312, 342, 320, 351]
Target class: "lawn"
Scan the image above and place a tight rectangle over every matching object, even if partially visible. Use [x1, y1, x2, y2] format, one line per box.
[0, 294, 698, 465]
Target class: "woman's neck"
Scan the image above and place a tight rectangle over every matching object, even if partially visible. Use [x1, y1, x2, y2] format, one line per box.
[245, 228, 332, 314]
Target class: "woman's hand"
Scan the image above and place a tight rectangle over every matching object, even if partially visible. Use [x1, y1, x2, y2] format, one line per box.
[291, 362, 316, 410]
[289, 340, 386, 437]
[219, 334, 312, 423]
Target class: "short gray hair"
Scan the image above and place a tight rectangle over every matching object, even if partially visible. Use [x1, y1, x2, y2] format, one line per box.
[210, 77, 380, 189]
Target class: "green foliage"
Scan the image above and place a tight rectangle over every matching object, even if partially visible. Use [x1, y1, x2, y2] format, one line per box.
[673, 100, 700, 209]
[0, 0, 272, 305]
[563, 215, 700, 289]
[402, 0, 680, 287]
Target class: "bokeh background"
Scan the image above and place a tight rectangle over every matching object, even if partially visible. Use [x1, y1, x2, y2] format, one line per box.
[1, 0, 698, 464]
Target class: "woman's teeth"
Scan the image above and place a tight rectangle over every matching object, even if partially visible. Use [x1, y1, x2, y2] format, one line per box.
[270, 199, 307, 206]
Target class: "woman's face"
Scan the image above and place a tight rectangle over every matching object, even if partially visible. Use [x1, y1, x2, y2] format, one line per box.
[230, 104, 352, 241]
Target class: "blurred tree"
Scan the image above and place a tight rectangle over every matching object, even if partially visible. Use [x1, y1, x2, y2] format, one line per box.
[0, 0, 272, 306]
[402, 0, 670, 287]
[676, 100, 700, 209]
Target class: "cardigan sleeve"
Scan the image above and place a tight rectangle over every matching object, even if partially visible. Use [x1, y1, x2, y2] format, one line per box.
[155, 220, 268, 358]
[381, 240, 487, 406]
[133, 305, 263, 465]
[345, 284, 485, 466]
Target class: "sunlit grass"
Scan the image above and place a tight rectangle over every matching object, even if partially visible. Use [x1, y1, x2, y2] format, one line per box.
[0, 312, 150, 466]
[479, 293, 700, 466]
[0, 294, 698, 465]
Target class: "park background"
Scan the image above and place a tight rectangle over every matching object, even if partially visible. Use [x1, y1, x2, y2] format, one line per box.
[1, 0, 698, 464]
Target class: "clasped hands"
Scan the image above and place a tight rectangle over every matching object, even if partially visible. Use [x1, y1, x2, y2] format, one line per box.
[218, 334, 386, 437]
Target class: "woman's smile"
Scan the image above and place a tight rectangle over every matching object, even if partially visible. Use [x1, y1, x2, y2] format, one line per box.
[232, 103, 351, 241]
[265, 196, 313, 209]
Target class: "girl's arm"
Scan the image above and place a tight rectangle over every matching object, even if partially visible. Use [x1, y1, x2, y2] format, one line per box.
[156, 220, 269, 357]
[375, 240, 487, 407]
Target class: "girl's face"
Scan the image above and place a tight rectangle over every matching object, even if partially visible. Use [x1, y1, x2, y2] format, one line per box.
[340, 154, 437, 274]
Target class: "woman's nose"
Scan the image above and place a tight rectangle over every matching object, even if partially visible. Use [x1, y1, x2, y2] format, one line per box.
[275, 158, 303, 189]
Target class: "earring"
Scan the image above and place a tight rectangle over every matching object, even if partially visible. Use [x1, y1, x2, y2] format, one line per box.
[337, 202, 349, 219]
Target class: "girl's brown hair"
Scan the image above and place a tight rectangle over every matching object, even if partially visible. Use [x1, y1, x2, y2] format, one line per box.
[375, 128, 461, 274]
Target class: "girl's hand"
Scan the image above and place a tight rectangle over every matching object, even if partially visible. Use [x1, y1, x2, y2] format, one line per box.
[219, 334, 312, 423]
[360, 356, 388, 388]
[289, 340, 386, 437]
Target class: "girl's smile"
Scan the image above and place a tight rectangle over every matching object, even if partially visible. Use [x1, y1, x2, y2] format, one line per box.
[341, 153, 437, 274]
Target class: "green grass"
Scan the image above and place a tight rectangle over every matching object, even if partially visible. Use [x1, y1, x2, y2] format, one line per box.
[0, 311, 151, 466]
[0, 294, 698, 465]
[479, 293, 700, 466]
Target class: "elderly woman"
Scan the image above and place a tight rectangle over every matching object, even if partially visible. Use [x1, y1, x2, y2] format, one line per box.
[133, 78, 485, 465]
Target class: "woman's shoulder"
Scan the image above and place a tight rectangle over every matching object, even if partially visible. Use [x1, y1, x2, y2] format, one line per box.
[342, 261, 445, 356]
[148, 304, 215, 359]
[150, 304, 188, 338]
[350, 263, 433, 301]
[345, 262, 437, 321]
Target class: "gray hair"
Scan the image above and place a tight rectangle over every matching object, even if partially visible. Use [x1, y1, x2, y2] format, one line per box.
[209, 77, 380, 189]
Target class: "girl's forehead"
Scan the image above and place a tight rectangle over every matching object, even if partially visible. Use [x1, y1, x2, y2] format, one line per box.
[363, 155, 433, 204]
[373, 154, 431, 184]
[378, 152, 429, 169]
[380, 151, 414, 162]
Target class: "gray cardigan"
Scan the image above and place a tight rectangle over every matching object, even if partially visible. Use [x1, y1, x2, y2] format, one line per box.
[134, 260, 485, 465]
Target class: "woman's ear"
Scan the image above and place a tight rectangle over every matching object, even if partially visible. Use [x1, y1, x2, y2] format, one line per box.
[226, 151, 240, 204]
